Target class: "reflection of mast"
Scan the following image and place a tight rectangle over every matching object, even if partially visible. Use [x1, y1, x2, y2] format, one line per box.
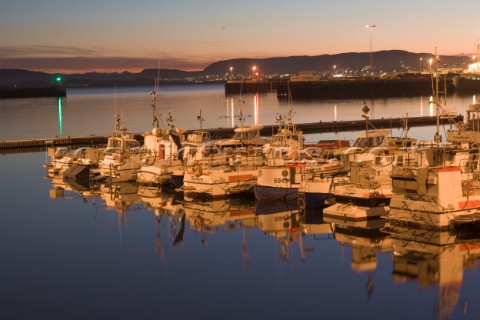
[154, 210, 165, 260]
[242, 227, 249, 268]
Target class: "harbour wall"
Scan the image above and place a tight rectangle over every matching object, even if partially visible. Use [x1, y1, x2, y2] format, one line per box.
[225, 77, 456, 99]
[0, 86, 66, 99]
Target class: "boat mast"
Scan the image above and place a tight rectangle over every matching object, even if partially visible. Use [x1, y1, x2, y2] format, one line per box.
[197, 110, 205, 129]
[151, 62, 160, 128]
[433, 48, 441, 145]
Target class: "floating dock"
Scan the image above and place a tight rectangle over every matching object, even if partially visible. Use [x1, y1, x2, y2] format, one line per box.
[0, 115, 463, 154]
[198, 115, 463, 139]
[0, 135, 140, 154]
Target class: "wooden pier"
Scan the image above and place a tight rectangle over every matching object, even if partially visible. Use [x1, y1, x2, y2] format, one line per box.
[0, 115, 463, 154]
[196, 115, 463, 139]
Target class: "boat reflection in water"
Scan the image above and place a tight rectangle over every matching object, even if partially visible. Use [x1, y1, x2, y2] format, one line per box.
[138, 185, 186, 251]
[255, 200, 307, 261]
[391, 225, 480, 319]
[325, 215, 391, 300]
[44, 171, 480, 318]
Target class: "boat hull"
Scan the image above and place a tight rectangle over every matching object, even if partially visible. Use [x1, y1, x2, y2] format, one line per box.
[254, 185, 298, 201]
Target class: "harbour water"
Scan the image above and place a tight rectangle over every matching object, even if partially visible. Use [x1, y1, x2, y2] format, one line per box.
[1, 84, 480, 319]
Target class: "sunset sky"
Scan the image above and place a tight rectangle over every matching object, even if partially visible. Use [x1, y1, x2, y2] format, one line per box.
[1, 0, 479, 74]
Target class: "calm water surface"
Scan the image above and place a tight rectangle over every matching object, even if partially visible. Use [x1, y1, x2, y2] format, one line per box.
[1, 85, 480, 319]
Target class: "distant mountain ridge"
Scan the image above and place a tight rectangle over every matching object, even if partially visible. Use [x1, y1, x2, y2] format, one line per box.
[0, 50, 465, 88]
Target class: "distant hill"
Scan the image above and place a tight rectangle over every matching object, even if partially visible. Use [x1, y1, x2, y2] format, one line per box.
[0, 50, 465, 88]
[205, 50, 464, 74]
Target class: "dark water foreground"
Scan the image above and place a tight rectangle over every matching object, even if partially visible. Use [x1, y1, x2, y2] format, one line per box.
[1, 152, 480, 319]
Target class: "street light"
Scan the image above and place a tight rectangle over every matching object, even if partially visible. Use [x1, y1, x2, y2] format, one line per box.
[252, 66, 258, 78]
[419, 57, 423, 72]
[333, 65, 336, 76]
[365, 24, 376, 71]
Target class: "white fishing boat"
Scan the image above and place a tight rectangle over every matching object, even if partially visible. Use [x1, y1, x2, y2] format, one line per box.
[44, 146, 104, 177]
[98, 115, 147, 182]
[182, 148, 264, 200]
[254, 109, 310, 201]
[137, 112, 186, 185]
[298, 109, 415, 214]
[179, 108, 268, 198]
[389, 59, 480, 230]
[389, 144, 480, 230]
[170, 129, 217, 189]
[214, 108, 269, 148]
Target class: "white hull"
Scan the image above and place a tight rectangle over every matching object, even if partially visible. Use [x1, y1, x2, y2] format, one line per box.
[389, 195, 480, 230]
[183, 169, 258, 199]
[136, 160, 182, 185]
[100, 155, 143, 182]
[323, 202, 389, 221]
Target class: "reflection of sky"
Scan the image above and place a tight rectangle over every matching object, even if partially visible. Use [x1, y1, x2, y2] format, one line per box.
[1, 85, 477, 142]
[2, 151, 480, 318]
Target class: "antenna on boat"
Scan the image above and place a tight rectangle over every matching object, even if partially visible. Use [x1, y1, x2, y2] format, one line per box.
[362, 102, 371, 146]
[432, 47, 442, 145]
[114, 85, 117, 118]
[197, 110, 205, 129]
[113, 85, 125, 136]
[151, 60, 161, 128]
[165, 111, 175, 131]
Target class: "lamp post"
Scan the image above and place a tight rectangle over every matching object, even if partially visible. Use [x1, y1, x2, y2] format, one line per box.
[252, 66, 258, 79]
[229, 66, 233, 78]
[333, 65, 336, 76]
[419, 57, 423, 72]
[365, 24, 376, 71]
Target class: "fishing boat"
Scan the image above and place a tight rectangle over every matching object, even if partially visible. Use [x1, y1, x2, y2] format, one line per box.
[137, 112, 185, 185]
[298, 107, 414, 214]
[388, 144, 480, 230]
[254, 108, 336, 201]
[44, 146, 104, 177]
[98, 115, 147, 182]
[180, 108, 268, 199]
[389, 58, 480, 230]
[321, 154, 393, 221]
[170, 129, 217, 189]
[182, 147, 264, 201]
[213, 108, 269, 148]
